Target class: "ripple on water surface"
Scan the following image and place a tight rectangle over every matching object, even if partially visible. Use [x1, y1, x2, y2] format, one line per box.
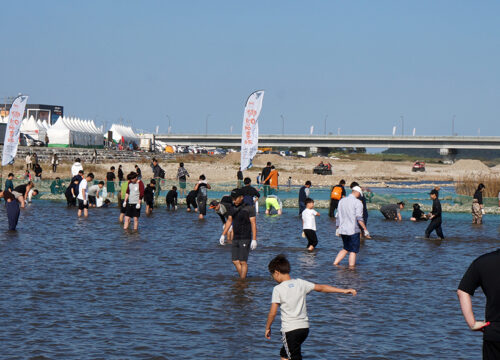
[0, 202, 498, 359]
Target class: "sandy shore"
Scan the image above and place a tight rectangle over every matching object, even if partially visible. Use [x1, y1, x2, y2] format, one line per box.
[12, 152, 496, 187]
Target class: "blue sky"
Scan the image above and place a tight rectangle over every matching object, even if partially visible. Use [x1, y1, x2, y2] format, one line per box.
[1, 1, 499, 136]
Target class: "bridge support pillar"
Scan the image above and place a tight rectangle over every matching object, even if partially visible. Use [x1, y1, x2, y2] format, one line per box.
[439, 148, 457, 161]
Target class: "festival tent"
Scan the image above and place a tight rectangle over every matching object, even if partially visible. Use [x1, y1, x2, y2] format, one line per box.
[20, 115, 47, 141]
[109, 124, 139, 145]
[47, 116, 103, 147]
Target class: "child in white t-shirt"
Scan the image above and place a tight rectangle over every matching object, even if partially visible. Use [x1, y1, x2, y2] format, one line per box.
[265, 255, 357, 360]
[301, 198, 320, 251]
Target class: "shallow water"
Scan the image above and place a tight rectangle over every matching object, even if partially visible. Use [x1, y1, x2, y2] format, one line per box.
[0, 201, 499, 359]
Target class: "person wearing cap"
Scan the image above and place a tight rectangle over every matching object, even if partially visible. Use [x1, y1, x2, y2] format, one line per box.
[380, 202, 405, 221]
[210, 196, 234, 243]
[425, 189, 444, 239]
[220, 188, 257, 279]
[333, 186, 370, 267]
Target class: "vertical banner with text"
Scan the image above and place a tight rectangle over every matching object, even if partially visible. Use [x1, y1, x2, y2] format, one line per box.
[240, 90, 264, 171]
[2, 95, 28, 166]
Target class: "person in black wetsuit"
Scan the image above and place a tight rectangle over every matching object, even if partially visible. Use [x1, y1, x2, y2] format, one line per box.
[144, 179, 156, 215]
[411, 203, 427, 221]
[186, 190, 198, 212]
[166, 186, 178, 211]
[425, 189, 444, 239]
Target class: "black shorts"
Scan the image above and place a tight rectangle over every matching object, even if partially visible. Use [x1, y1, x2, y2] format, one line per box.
[303, 229, 318, 248]
[120, 202, 127, 214]
[145, 197, 154, 207]
[125, 204, 141, 218]
[280, 328, 309, 360]
[186, 197, 197, 209]
[484, 340, 500, 360]
[78, 199, 89, 210]
[231, 239, 251, 262]
[88, 195, 96, 206]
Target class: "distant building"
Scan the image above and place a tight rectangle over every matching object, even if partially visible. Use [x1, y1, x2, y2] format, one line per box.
[1, 103, 63, 125]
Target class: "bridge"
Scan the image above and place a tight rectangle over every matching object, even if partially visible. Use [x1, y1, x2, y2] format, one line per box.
[154, 134, 500, 151]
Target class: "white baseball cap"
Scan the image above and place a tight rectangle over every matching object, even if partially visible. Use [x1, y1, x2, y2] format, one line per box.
[352, 186, 363, 196]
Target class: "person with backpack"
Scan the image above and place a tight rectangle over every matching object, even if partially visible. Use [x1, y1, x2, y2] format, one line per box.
[298, 181, 312, 215]
[194, 174, 211, 219]
[329, 180, 346, 218]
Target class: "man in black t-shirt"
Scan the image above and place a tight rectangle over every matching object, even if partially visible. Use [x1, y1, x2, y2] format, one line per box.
[425, 189, 444, 239]
[241, 177, 260, 206]
[458, 249, 500, 359]
[261, 162, 272, 197]
[220, 188, 257, 279]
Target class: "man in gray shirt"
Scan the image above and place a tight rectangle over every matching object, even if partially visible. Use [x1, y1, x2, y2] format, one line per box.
[380, 202, 405, 221]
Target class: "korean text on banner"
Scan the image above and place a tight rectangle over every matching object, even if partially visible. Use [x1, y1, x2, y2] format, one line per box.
[240, 90, 264, 171]
[2, 95, 28, 166]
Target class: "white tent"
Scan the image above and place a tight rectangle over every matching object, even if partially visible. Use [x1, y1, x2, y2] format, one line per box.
[20, 115, 47, 141]
[47, 116, 103, 147]
[109, 124, 139, 145]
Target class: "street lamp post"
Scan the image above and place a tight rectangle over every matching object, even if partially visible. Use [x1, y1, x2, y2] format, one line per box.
[400, 115, 404, 136]
[280, 114, 285, 135]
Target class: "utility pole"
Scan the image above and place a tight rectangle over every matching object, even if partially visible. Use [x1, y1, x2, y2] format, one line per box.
[167, 114, 172, 134]
[452, 114, 455, 136]
[400, 115, 404, 136]
[324, 115, 328, 135]
[280, 114, 285, 135]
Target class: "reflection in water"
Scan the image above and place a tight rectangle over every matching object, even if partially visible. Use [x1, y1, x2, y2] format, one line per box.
[0, 203, 498, 358]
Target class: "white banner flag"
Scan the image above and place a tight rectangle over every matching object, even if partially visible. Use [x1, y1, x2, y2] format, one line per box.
[2, 95, 28, 166]
[241, 90, 264, 171]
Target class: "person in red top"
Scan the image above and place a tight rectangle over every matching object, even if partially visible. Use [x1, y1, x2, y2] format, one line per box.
[123, 172, 145, 230]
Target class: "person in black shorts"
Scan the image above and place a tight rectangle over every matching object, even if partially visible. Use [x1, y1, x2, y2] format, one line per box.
[458, 249, 500, 359]
[186, 190, 198, 212]
[220, 188, 257, 279]
[144, 179, 156, 215]
[166, 186, 178, 211]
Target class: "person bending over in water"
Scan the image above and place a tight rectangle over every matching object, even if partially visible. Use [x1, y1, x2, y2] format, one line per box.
[12, 181, 35, 208]
[166, 186, 178, 211]
[186, 189, 198, 212]
[410, 203, 428, 221]
[380, 202, 405, 221]
[210, 196, 234, 243]
[265, 195, 282, 215]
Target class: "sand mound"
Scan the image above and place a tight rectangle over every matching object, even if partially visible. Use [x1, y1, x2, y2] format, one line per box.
[220, 152, 241, 164]
[450, 159, 490, 173]
[491, 164, 500, 172]
[354, 161, 396, 175]
[252, 154, 285, 166]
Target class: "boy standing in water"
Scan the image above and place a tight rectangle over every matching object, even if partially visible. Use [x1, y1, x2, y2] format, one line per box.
[77, 173, 94, 217]
[425, 189, 444, 239]
[123, 172, 144, 230]
[265, 255, 357, 360]
[302, 198, 320, 251]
